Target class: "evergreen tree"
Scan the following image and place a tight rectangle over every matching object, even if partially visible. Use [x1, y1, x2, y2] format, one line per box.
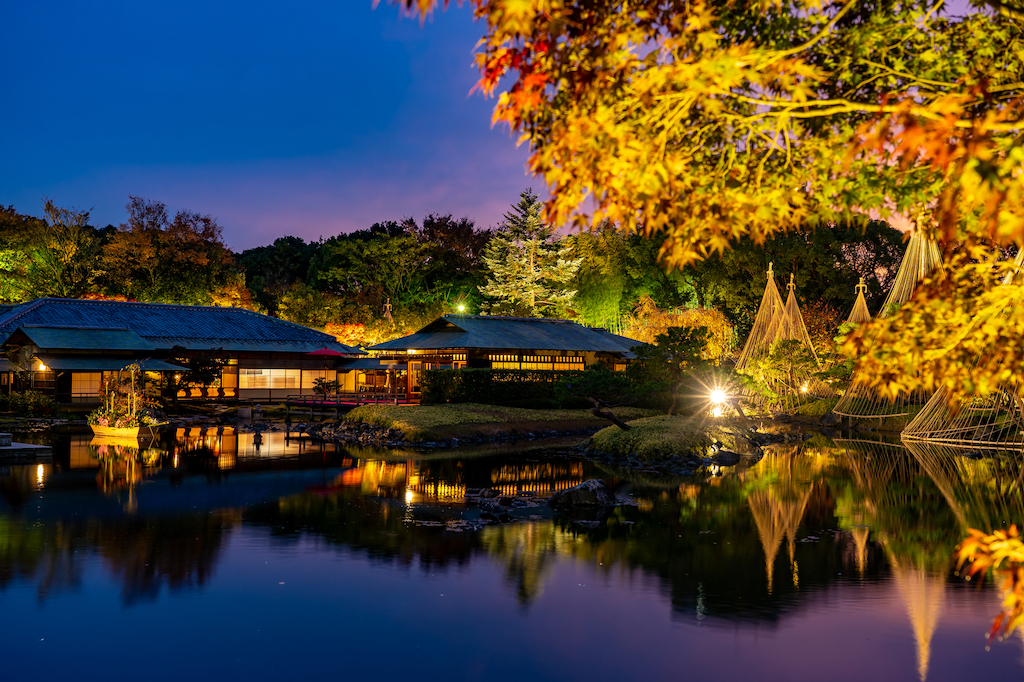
[479, 189, 581, 317]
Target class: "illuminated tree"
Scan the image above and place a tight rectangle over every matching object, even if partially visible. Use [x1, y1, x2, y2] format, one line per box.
[479, 189, 581, 316]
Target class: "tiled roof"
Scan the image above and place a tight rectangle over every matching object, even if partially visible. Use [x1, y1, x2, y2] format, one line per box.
[36, 355, 186, 372]
[369, 315, 641, 353]
[0, 298, 363, 355]
[16, 326, 155, 351]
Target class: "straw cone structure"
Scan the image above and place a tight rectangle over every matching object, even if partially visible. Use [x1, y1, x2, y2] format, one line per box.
[833, 233, 942, 420]
[846, 277, 871, 325]
[779, 274, 820, 367]
[902, 384, 1024, 449]
[901, 251, 1024, 447]
[736, 263, 787, 371]
[736, 266, 829, 403]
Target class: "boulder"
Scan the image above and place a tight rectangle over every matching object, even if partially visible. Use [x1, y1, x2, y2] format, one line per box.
[819, 412, 842, 426]
[711, 449, 741, 466]
[547, 479, 617, 508]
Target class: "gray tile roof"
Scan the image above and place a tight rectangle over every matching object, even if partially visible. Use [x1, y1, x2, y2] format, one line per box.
[36, 355, 186, 372]
[369, 315, 642, 354]
[0, 298, 364, 355]
[17, 325, 155, 351]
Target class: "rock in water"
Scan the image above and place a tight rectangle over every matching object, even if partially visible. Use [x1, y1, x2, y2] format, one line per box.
[711, 450, 741, 466]
[547, 479, 616, 508]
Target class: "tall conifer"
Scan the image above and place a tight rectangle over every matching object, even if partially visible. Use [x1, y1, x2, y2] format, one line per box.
[479, 189, 581, 316]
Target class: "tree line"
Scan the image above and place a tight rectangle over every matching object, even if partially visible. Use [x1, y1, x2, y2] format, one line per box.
[0, 191, 905, 348]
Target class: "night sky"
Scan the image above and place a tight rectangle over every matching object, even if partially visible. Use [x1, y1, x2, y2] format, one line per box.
[1, 1, 531, 250]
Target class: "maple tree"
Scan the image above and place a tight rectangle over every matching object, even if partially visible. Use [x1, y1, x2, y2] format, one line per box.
[388, 0, 1024, 399]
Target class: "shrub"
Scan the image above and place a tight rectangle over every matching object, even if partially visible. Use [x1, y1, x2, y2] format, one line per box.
[420, 368, 585, 406]
[0, 390, 59, 415]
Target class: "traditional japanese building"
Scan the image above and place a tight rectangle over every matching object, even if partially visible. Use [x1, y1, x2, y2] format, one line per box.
[367, 314, 640, 401]
[0, 298, 363, 404]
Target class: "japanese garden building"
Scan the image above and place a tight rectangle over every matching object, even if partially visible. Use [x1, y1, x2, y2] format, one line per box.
[0, 298, 363, 404]
[368, 314, 640, 401]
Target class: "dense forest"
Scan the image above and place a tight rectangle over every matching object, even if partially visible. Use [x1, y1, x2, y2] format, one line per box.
[0, 194, 905, 350]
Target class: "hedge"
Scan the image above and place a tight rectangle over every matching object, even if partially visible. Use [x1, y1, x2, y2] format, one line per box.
[420, 368, 585, 407]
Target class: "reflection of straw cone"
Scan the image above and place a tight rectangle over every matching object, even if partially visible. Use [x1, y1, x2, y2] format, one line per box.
[852, 526, 870, 576]
[890, 556, 945, 682]
[749, 487, 812, 593]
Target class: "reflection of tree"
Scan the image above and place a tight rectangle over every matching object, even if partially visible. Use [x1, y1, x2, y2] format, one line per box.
[479, 523, 569, 604]
[243, 490, 479, 569]
[95, 512, 237, 605]
[0, 513, 234, 604]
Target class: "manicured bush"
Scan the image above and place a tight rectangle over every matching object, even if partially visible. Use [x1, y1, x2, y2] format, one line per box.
[420, 368, 585, 406]
[0, 390, 59, 415]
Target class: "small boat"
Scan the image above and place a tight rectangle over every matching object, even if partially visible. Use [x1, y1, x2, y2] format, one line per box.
[90, 425, 141, 438]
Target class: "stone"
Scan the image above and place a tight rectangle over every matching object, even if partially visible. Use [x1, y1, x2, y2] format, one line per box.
[711, 449, 741, 466]
[547, 479, 617, 508]
[819, 412, 842, 426]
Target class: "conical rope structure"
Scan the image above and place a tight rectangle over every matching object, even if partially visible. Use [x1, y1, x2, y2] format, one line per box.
[737, 266, 830, 405]
[833, 232, 943, 420]
[736, 262, 787, 371]
[846, 277, 872, 325]
[901, 251, 1024, 448]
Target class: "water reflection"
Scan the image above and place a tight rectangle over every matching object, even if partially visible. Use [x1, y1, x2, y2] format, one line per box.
[0, 431, 1023, 679]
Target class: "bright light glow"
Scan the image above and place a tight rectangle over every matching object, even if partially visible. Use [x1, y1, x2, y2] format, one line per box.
[801, 383, 808, 393]
[710, 389, 726, 405]
[36, 464, 44, 486]
[712, 406, 724, 418]
[408, 349, 417, 355]
[37, 363, 47, 372]
[405, 489, 414, 504]
[457, 304, 466, 313]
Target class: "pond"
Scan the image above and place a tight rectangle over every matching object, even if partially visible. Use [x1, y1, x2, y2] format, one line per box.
[0, 428, 1022, 681]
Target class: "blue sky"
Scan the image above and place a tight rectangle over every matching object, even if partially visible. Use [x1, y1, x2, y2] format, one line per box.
[1, 1, 531, 250]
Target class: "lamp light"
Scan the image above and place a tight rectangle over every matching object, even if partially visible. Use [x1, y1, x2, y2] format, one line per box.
[37, 362, 47, 372]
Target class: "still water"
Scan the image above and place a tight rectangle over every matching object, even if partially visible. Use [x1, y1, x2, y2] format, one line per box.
[1, 428, 1022, 681]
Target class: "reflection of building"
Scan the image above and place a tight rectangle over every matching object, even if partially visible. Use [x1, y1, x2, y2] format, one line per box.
[489, 462, 586, 496]
[368, 315, 639, 400]
[0, 298, 362, 404]
[66, 428, 339, 471]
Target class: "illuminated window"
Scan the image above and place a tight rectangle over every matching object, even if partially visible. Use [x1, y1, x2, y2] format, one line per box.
[239, 368, 301, 389]
[71, 372, 102, 399]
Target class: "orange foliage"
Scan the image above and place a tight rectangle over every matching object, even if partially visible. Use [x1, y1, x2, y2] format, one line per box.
[211, 281, 262, 312]
[957, 525, 1024, 641]
[622, 295, 733, 363]
[324, 322, 369, 349]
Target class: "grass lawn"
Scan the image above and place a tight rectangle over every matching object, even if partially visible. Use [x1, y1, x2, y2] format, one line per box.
[590, 414, 716, 461]
[345, 403, 661, 441]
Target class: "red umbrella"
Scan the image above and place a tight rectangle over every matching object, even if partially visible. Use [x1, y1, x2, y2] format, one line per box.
[307, 347, 345, 356]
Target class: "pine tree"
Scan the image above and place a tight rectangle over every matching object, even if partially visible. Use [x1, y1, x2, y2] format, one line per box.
[479, 189, 582, 317]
